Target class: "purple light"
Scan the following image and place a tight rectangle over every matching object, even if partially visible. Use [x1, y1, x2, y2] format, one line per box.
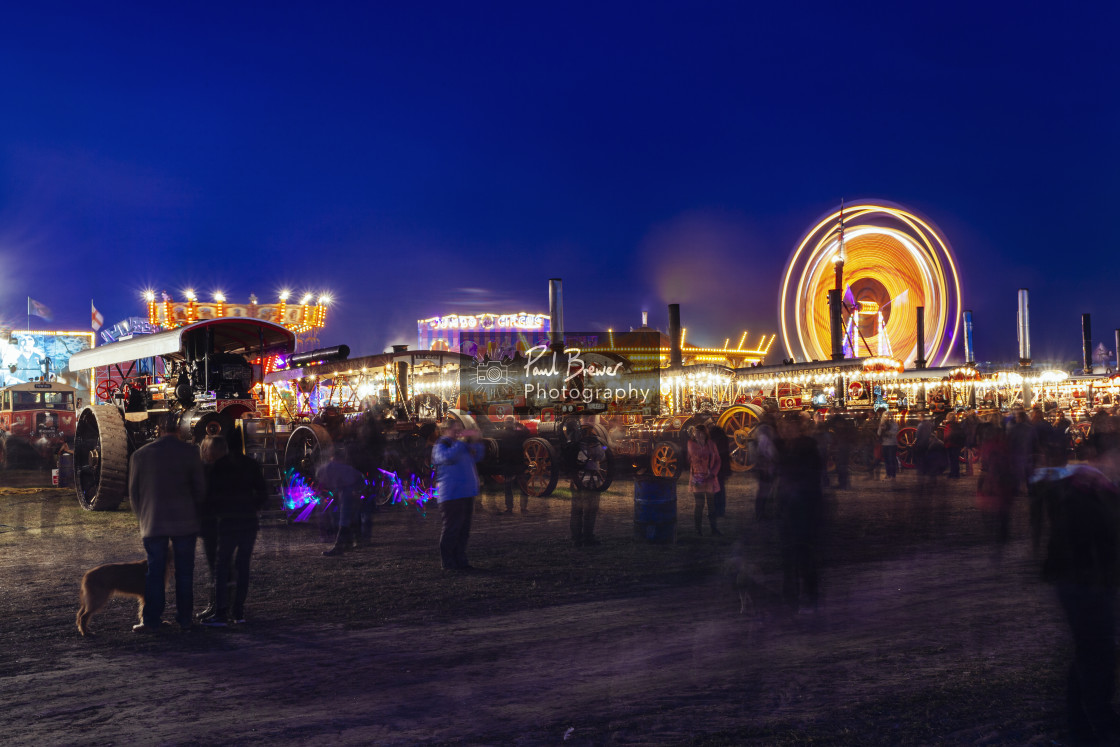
[283, 469, 321, 522]
[377, 468, 437, 511]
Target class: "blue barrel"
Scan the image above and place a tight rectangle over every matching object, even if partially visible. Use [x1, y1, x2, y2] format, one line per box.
[634, 477, 677, 543]
[58, 452, 74, 487]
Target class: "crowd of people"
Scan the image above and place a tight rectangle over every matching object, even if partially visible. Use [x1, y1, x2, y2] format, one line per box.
[123, 396, 1120, 742]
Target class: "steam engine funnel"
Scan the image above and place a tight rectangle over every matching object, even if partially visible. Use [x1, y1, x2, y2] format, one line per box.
[549, 278, 564, 351]
[1083, 313, 1093, 374]
[915, 306, 926, 369]
[1017, 289, 1032, 367]
[668, 304, 683, 369]
[289, 345, 351, 368]
[828, 290, 843, 360]
[963, 310, 975, 365]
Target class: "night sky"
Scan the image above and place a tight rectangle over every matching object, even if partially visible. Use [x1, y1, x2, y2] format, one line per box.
[1, 3, 1116, 364]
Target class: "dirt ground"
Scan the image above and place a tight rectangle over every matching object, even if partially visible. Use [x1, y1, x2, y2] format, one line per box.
[0, 466, 1085, 745]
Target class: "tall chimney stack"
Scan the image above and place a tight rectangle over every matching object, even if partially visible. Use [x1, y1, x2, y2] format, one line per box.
[548, 278, 564, 352]
[963, 310, 976, 365]
[829, 289, 843, 361]
[1017, 289, 1032, 367]
[915, 306, 926, 369]
[1082, 313, 1093, 374]
[668, 304, 683, 369]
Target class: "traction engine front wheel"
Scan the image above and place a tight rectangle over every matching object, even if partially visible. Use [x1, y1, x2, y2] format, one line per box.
[73, 405, 129, 511]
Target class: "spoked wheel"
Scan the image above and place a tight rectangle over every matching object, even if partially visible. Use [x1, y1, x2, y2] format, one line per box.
[284, 424, 333, 483]
[572, 437, 613, 491]
[650, 440, 683, 479]
[716, 404, 762, 472]
[518, 437, 559, 497]
[897, 427, 918, 469]
[73, 405, 128, 511]
[95, 379, 120, 402]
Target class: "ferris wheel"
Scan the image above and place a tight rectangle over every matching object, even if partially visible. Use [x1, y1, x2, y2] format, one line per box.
[779, 201, 963, 368]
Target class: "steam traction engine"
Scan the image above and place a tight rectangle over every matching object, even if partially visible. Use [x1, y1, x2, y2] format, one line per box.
[66, 319, 296, 510]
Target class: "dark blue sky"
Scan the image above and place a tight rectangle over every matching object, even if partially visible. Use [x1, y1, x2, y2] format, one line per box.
[1, 3, 1116, 363]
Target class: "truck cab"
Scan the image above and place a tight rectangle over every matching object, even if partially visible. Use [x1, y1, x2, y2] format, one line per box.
[0, 380, 78, 468]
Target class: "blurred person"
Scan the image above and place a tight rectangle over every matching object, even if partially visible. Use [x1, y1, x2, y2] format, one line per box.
[1030, 439, 1120, 744]
[977, 426, 1017, 557]
[829, 414, 856, 490]
[688, 424, 722, 536]
[872, 410, 900, 481]
[809, 411, 830, 490]
[913, 413, 935, 482]
[200, 430, 269, 626]
[709, 420, 732, 520]
[1008, 409, 1038, 492]
[570, 486, 601, 547]
[943, 412, 965, 479]
[128, 412, 206, 632]
[1053, 409, 1072, 437]
[962, 409, 980, 476]
[432, 418, 485, 570]
[317, 446, 365, 557]
[499, 416, 529, 514]
[751, 411, 778, 519]
[197, 434, 225, 620]
[775, 415, 825, 614]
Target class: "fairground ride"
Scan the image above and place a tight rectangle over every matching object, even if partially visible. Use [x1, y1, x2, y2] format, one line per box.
[780, 201, 963, 368]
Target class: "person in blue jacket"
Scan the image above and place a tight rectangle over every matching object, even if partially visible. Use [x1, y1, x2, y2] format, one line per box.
[432, 418, 485, 570]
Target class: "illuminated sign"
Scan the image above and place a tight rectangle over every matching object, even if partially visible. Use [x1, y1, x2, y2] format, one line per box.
[425, 313, 547, 331]
[1, 331, 94, 389]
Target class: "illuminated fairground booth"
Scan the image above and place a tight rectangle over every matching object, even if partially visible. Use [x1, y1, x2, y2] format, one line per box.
[143, 289, 331, 352]
[90, 288, 334, 411]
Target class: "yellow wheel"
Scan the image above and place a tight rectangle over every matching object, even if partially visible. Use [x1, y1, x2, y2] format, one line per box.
[716, 405, 762, 472]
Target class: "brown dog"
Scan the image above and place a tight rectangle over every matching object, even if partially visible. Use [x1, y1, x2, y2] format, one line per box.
[76, 558, 172, 636]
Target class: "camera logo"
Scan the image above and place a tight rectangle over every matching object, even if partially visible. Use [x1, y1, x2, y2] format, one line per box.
[475, 360, 510, 385]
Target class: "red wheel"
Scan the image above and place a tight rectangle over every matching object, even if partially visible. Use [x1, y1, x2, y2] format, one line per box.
[95, 380, 120, 402]
[897, 426, 918, 469]
[650, 441, 683, 479]
[518, 437, 559, 497]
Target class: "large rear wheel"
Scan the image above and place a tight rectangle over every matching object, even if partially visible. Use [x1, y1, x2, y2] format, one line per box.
[518, 437, 559, 497]
[284, 424, 333, 483]
[74, 405, 129, 511]
[716, 405, 762, 472]
[897, 427, 918, 469]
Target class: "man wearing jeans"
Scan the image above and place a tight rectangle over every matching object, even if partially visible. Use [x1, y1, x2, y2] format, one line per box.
[128, 412, 206, 632]
[432, 419, 485, 570]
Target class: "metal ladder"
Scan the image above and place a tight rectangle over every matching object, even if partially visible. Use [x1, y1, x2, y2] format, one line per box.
[241, 418, 285, 515]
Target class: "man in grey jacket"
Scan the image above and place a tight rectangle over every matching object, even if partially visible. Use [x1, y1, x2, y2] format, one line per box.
[128, 412, 206, 632]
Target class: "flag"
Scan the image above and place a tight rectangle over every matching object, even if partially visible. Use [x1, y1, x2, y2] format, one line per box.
[91, 302, 104, 331]
[28, 297, 53, 322]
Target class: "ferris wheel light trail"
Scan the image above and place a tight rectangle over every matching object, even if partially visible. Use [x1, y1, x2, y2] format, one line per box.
[779, 202, 962, 368]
